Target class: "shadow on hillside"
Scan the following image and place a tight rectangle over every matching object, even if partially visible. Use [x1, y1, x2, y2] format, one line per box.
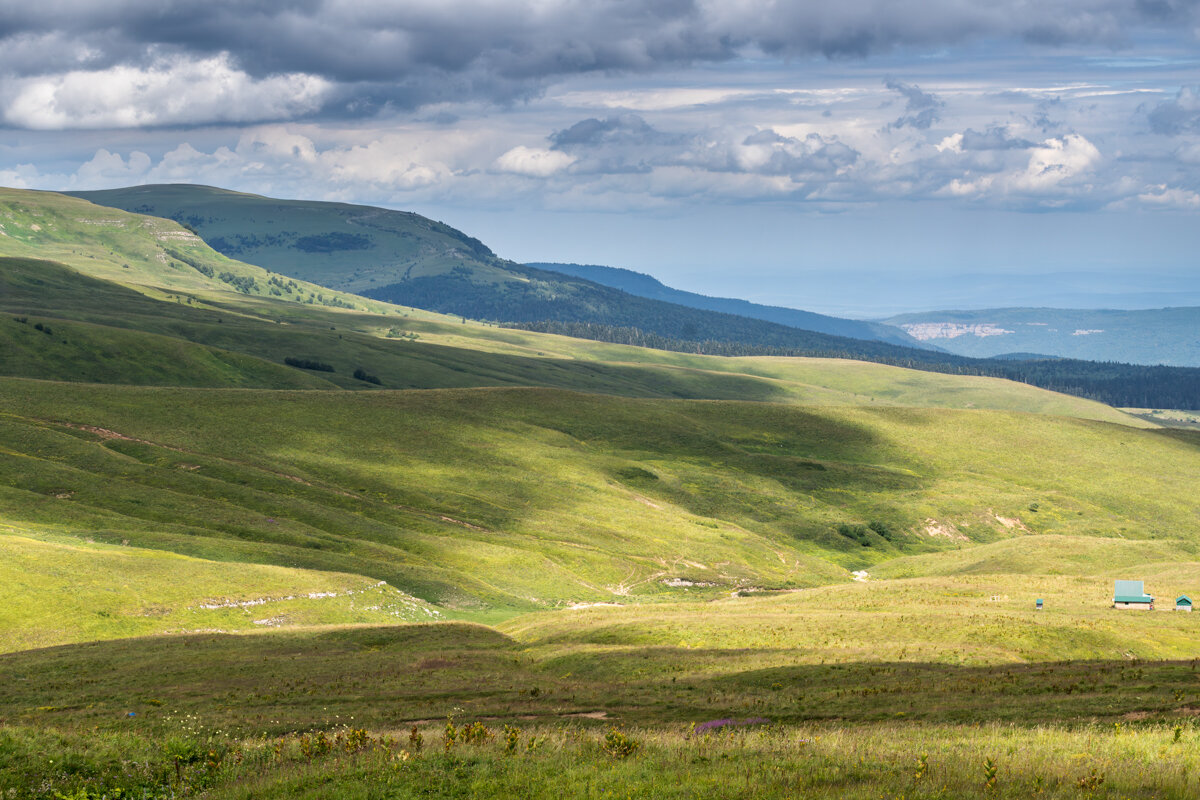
[1, 256, 795, 402]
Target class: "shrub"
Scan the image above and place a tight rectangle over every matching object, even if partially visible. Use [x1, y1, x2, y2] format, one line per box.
[836, 524, 873, 547]
[284, 357, 335, 373]
[460, 721, 492, 745]
[298, 732, 331, 762]
[502, 724, 520, 755]
[217, 272, 257, 294]
[353, 368, 382, 385]
[868, 521, 894, 541]
[164, 247, 214, 278]
[601, 728, 639, 759]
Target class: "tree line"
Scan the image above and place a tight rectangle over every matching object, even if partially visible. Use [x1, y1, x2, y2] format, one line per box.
[504, 321, 1200, 409]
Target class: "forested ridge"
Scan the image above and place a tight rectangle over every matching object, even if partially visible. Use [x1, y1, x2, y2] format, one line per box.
[505, 321, 1200, 409]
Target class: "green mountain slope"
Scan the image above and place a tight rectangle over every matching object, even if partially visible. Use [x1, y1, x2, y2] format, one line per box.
[69, 184, 931, 350]
[0, 187, 386, 312]
[0, 254, 1149, 423]
[886, 306, 1200, 366]
[70, 183, 498, 293]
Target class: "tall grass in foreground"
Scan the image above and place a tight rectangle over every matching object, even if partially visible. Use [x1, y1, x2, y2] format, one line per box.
[4, 720, 1198, 799]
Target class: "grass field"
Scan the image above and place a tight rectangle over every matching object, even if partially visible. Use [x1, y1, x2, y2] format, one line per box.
[5, 188, 1200, 796]
[4, 578, 1200, 798]
[2, 376, 1198, 648]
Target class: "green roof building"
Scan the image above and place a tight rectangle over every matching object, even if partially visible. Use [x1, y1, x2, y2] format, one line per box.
[1113, 580, 1154, 609]
[1176, 595, 1192, 612]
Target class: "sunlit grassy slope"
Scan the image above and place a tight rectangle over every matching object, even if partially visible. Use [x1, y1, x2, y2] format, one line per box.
[7, 636, 1200, 800]
[0, 527, 438, 653]
[5, 572, 1200, 799]
[1, 375, 1196, 646]
[10, 574, 1200, 732]
[0, 188, 394, 312]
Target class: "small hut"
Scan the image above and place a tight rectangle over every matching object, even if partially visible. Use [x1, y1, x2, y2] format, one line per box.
[1176, 595, 1192, 612]
[1035, 598, 1043, 611]
[1113, 580, 1154, 610]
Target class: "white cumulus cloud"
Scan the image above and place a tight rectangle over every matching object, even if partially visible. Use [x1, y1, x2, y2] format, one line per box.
[1137, 185, 1200, 208]
[493, 146, 576, 177]
[1, 53, 332, 129]
[1012, 134, 1101, 192]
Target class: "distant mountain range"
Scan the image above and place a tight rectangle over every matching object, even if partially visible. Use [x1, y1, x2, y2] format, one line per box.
[526, 262, 924, 348]
[887, 307, 1200, 367]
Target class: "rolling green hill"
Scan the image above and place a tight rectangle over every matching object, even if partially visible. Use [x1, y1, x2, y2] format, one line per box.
[66, 184, 938, 350]
[0, 187, 389, 313]
[70, 183, 499, 294]
[0, 187, 1151, 424]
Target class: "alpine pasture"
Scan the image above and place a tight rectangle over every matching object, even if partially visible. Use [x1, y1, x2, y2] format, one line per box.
[1, 188, 1198, 798]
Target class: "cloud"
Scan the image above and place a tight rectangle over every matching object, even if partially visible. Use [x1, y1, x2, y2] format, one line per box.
[959, 127, 1037, 150]
[885, 80, 943, 130]
[1, 52, 332, 129]
[719, 130, 859, 177]
[494, 146, 575, 177]
[549, 114, 686, 174]
[543, 114, 861, 185]
[2, 1, 1199, 128]
[1137, 184, 1200, 208]
[550, 114, 680, 149]
[1146, 86, 1200, 135]
[1015, 134, 1101, 191]
[941, 133, 1102, 201]
[75, 149, 153, 183]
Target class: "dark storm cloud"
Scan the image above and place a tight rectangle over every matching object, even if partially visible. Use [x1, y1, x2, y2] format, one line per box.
[550, 115, 683, 149]
[885, 80, 944, 130]
[1147, 86, 1200, 134]
[548, 114, 687, 174]
[3, 0, 1200, 126]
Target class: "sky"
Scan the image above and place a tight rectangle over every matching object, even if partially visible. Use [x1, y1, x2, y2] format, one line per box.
[2, 1, 1200, 316]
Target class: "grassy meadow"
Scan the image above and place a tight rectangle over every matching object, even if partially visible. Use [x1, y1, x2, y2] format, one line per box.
[2, 376, 1199, 643]
[4, 583, 1200, 798]
[2, 373, 1199, 795]
[3, 187, 1200, 796]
